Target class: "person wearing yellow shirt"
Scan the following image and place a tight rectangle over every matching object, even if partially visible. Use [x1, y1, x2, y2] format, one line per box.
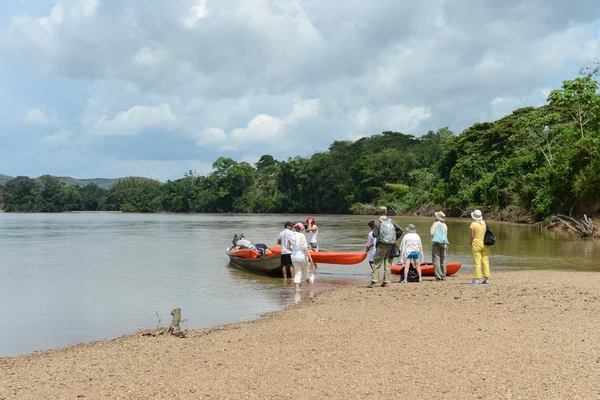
[469, 209, 490, 285]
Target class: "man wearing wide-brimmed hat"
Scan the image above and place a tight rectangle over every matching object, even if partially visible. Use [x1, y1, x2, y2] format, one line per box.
[430, 211, 449, 280]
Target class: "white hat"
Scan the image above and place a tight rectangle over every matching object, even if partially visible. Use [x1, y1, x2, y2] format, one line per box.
[434, 211, 446, 221]
[406, 224, 416, 232]
[471, 209, 483, 221]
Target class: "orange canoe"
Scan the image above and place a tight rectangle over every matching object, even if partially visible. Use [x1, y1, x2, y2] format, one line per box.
[391, 262, 461, 276]
[270, 245, 367, 265]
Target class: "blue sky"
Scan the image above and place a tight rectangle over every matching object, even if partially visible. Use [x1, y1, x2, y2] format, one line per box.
[1, 0, 599, 182]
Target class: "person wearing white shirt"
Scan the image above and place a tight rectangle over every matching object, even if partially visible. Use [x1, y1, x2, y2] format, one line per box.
[365, 221, 377, 270]
[399, 224, 424, 283]
[290, 222, 313, 292]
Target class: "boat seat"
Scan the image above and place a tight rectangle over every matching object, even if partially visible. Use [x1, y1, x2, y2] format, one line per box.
[254, 243, 268, 250]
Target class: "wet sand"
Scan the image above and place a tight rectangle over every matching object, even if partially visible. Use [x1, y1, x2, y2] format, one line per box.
[1, 270, 599, 399]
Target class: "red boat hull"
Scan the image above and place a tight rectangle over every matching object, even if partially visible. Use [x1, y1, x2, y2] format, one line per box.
[391, 262, 461, 276]
[270, 245, 367, 265]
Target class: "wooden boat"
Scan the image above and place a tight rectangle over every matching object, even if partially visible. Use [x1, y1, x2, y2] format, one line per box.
[270, 246, 367, 265]
[391, 262, 462, 276]
[226, 247, 283, 276]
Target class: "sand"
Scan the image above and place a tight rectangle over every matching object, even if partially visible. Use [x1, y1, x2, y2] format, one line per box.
[1, 270, 599, 400]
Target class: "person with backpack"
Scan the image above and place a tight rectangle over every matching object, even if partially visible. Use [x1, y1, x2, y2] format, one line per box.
[470, 209, 491, 285]
[369, 206, 403, 288]
[399, 224, 424, 283]
[430, 211, 449, 281]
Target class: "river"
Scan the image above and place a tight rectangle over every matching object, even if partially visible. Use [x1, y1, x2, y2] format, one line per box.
[0, 212, 598, 357]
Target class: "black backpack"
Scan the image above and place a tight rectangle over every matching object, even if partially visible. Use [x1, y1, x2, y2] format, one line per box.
[484, 227, 496, 246]
[397, 264, 420, 282]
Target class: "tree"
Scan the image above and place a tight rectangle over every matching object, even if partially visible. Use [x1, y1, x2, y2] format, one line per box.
[547, 77, 600, 138]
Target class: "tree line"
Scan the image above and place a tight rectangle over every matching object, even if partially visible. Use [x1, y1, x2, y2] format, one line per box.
[1, 72, 599, 221]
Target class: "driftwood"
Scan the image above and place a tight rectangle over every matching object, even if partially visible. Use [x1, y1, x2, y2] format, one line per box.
[140, 308, 187, 338]
[553, 214, 595, 238]
[167, 308, 186, 337]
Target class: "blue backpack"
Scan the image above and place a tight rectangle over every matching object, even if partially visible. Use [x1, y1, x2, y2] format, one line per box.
[432, 223, 449, 245]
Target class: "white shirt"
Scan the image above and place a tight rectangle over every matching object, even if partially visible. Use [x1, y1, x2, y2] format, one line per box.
[290, 231, 309, 262]
[366, 231, 376, 249]
[307, 226, 318, 244]
[279, 229, 293, 255]
[399, 232, 424, 263]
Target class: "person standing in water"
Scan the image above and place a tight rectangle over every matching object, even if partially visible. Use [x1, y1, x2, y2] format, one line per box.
[305, 217, 319, 270]
[277, 221, 295, 278]
[290, 222, 313, 292]
[305, 217, 318, 250]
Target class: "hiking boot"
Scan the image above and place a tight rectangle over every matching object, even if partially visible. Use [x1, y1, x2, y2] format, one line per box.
[368, 282, 377, 288]
[380, 282, 389, 287]
[470, 279, 479, 285]
[482, 279, 490, 284]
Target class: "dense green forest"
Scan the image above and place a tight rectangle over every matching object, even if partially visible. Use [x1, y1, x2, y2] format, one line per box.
[1, 73, 599, 221]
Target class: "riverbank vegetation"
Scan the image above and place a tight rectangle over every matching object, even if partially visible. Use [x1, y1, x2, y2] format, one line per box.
[1, 71, 599, 222]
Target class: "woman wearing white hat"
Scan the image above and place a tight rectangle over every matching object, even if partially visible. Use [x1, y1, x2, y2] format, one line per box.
[469, 209, 490, 284]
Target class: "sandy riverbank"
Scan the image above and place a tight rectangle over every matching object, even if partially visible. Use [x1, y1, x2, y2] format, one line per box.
[1, 270, 599, 399]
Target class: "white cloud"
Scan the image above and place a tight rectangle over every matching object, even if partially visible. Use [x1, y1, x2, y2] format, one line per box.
[284, 98, 320, 124]
[194, 97, 319, 151]
[24, 108, 59, 126]
[540, 88, 552, 98]
[230, 114, 282, 142]
[2, 1, 600, 179]
[90, 103, 180, 136]
[183, 0, 210, 26]
[41, 129, 71, 145]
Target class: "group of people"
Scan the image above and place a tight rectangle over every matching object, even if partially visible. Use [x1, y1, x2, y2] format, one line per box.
[366, 206, 492, 286]
[277, 218, 319, 292]
[276, 206, 493, 291]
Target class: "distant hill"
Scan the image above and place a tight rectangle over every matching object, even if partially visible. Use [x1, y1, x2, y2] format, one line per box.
[0, 174, 157, 189]
[0, 174, 12, 186]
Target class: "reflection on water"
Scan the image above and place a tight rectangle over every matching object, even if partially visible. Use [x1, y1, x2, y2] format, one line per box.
[0, 212, 598, 357]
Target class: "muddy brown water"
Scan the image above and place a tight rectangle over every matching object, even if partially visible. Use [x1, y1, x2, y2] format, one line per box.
[0, 212, 597, 357]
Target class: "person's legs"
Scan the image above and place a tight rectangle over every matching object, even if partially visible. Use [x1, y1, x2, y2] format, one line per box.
[301, 260, 310, 283]
[432, 244, 442, 280]
[293, 261, 303, 292]
[472, 242, 483, 282]
[402, 258, 411, 282]
[440, 246, 447, 279]
[371, 247, 384, 285]
[482, 245, 491, 281]
[382, 247, 393, 284]
[414, 258, 422, 282]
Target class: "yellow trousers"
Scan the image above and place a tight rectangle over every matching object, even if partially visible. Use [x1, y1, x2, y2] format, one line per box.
[471, 240, 490, 279]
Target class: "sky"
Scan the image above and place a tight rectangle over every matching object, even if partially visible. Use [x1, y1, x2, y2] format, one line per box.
[0, 0, 599, 182]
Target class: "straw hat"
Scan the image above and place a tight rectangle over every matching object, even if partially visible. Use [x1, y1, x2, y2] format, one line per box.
[434, 211, 446, 222]
[471, 209, 483, 221]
